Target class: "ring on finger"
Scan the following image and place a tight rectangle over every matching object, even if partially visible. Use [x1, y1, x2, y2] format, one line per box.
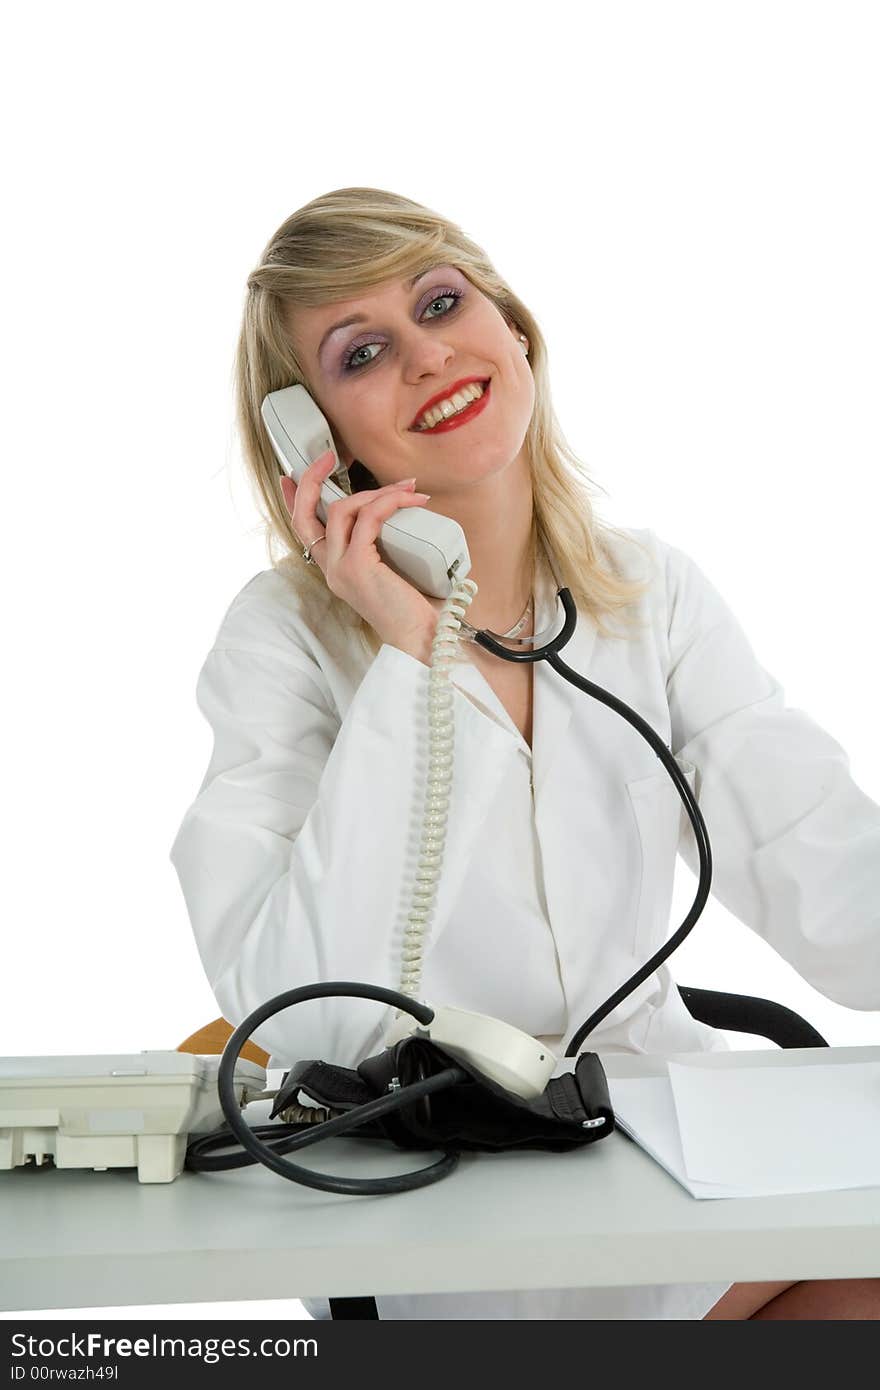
[302, 535, 328, 565]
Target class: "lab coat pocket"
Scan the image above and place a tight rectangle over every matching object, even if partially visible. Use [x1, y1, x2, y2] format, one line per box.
[625, 757, 698, 961]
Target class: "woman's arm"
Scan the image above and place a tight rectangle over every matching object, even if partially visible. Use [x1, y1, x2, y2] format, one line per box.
[663, 539, 880, 1009]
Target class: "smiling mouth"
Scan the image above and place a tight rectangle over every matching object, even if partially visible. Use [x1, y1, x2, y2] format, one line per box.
[412, 379, 491, 432]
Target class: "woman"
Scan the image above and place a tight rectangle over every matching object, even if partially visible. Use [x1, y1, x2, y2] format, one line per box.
[170, 187, 880, 1319]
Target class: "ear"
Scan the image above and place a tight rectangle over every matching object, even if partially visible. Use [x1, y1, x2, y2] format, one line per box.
[504, 316, 529, 355]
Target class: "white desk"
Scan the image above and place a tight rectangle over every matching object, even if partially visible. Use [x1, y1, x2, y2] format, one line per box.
[2, 1046, 879, 1314]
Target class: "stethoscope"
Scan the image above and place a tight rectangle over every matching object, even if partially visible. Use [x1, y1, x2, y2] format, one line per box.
[470, 580, 712, 1052]
[194, 580, 715, 1196]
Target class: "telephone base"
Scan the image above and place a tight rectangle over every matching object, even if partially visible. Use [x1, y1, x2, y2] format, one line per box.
[0, 1051, 265, 1184]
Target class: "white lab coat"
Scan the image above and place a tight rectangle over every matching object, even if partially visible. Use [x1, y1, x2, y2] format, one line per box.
[169, 525, 880, 1321]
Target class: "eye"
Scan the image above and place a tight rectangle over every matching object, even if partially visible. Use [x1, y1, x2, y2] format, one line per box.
[342, 289, 464, 373]
[422, 291, 461, 320]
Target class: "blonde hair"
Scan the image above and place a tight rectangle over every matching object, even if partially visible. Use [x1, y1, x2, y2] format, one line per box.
[234, 187, 653, 661]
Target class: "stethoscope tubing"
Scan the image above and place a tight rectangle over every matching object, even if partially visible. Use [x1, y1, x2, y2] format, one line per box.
[203, 587, 715, 1193]
[475, 587, 713, 1055]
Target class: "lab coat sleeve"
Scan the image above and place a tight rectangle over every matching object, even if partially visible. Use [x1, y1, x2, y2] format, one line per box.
[663, 538, 880, 1009]
[169, 593, 521, 1068]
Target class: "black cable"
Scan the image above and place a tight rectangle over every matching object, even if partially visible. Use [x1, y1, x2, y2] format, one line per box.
[476, 588, 713, 1055]
[188, 1072, 456, 1173]
[186, 1117, 384, 1172]
[215, 982, 464, 1194]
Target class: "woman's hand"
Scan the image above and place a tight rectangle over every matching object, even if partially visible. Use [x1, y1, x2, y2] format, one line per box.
[280, 449, 444, 661]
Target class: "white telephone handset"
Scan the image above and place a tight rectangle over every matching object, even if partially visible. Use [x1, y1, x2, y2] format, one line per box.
[261, 385, 471, 599]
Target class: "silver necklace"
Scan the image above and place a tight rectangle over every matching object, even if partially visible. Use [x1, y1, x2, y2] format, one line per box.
[460, 592, 534, 643]
[502, 593, 534, 638]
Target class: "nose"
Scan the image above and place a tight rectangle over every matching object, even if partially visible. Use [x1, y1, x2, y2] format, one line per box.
[400, 327, 456, 382]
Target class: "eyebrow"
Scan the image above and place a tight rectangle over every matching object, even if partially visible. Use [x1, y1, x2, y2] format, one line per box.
[317, 265, 454, 363]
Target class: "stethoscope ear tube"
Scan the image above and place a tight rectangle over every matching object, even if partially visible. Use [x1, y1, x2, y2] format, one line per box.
[476, 587, 713, 1057]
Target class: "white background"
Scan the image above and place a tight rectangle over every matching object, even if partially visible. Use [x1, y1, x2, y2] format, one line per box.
[2, 0, 878, 1320]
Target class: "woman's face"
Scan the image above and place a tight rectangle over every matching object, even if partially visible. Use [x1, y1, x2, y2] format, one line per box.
[287, 263, 535, 494]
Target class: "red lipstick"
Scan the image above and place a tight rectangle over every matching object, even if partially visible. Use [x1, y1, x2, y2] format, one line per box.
[409, 378, 491, 433]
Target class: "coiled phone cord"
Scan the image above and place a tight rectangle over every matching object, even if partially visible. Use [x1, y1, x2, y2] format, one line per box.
[395, 573, 480, 1010]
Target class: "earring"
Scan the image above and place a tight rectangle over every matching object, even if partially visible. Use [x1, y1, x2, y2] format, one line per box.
[519, 334, 529, 356]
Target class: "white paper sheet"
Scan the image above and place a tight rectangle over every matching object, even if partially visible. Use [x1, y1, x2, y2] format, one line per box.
[609, 1059, 880, 1200]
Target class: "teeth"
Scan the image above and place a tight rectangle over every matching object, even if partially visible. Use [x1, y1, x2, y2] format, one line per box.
[416, 381, 485, 431]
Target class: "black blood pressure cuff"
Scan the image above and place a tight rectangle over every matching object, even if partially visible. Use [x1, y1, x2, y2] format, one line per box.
[271, 1036, 614, 1154]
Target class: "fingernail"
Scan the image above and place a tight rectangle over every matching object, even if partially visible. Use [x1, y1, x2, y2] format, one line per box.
[400, 477, 417, 487]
